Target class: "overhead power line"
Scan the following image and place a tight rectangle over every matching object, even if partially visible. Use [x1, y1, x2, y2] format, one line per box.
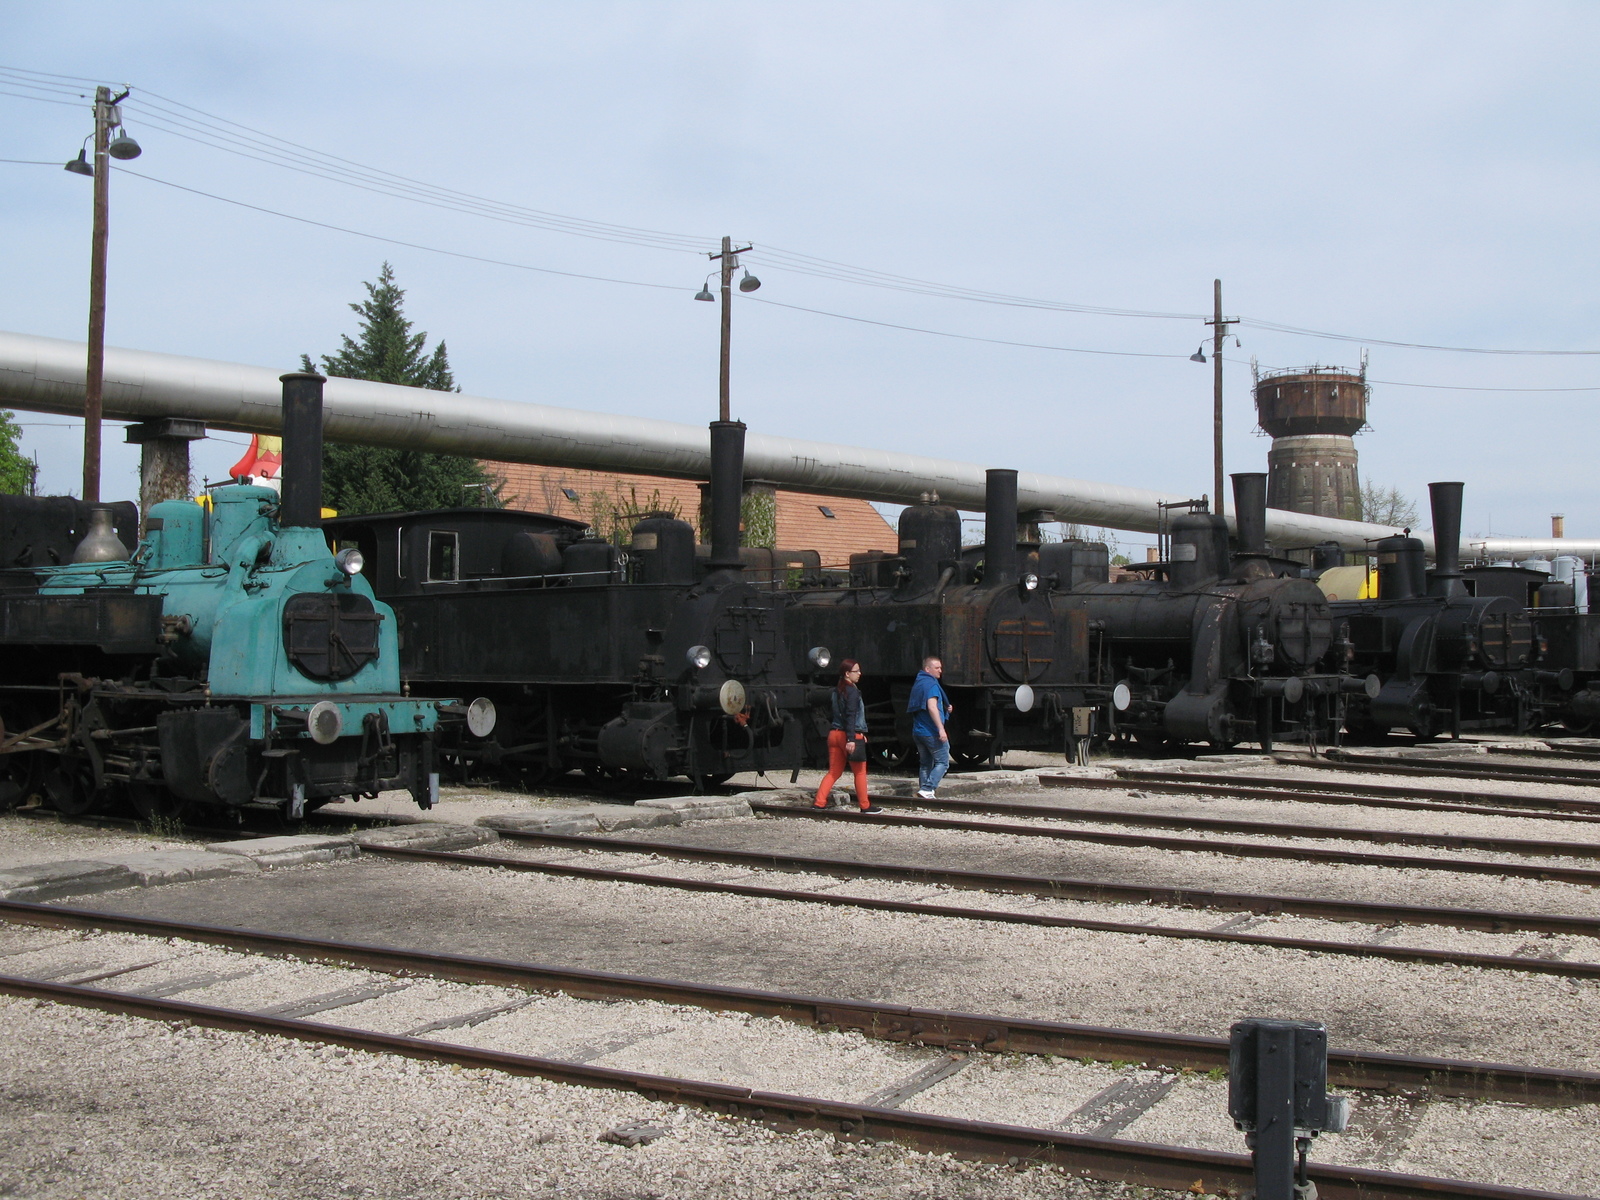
[4, 63, 1599, 361]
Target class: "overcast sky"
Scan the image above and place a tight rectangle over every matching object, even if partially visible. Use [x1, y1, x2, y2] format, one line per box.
[2, 1, 1596, 547]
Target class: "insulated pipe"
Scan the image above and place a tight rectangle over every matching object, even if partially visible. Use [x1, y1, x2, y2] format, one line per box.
[1427, 481, 1466, 598]
[277, 371, 325, 529]
[0, 329, 1463, 551]
[983, 468, 1020, 587]
[708, 420, 745, 572]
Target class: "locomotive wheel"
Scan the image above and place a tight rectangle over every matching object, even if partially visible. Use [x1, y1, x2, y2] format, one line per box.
[128, 781, 190, 824]
[952, 748, 988, 769]
[0, 757, 40, 812]
[42, 760, 100, 816]
[698, 772, 735, 788]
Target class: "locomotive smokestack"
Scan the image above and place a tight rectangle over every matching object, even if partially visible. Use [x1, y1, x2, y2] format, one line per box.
[1230, 472, 1271, 580]
[1427, 481, 1465, 598]
[278, 371, 326, 529]
[708, 419, 746, 572]
[1230, 473, 1268, 554]
[984, 468, 1020, 587]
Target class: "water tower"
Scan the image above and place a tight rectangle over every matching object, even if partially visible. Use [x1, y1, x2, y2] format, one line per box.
[1252, 363, 1368, 522]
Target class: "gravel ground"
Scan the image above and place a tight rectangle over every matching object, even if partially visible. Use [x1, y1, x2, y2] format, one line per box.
[4, 924, 1596, 1194]
[477, 839, 1600, 965]
[0, 995, 1162, 1200]
[551, 812, 1600, 919]
[67, 855, 1600, 1072]
[0, 812, 194, 869]
[1001, 784, 1600, 844]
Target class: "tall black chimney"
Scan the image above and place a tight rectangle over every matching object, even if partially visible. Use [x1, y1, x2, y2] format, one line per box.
[278, 371, 326, 529]
[708, 420, 747, 572]
[1427, 481, 1465, 598]
[983, 469, 1020, 587]
[1229, 472, 1271, 580]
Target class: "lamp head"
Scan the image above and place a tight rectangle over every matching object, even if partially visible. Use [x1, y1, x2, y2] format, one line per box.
[107, 130, 142, 160]
[738, 270, 761, 293]
[694, 283, 715, 301]
[64, 148, 93, 177]
[1189, 346, 1207, 363]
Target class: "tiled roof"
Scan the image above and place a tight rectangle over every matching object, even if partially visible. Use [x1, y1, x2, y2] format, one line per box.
[485, 461, 896, 566]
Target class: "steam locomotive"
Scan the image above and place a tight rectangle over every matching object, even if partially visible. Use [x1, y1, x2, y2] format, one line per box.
[781, 469, 1100, 765]
[1321, 482, 1544, 739]
[1059, 473, 1356, 751]
[325, 420, 817, 789]
[0, 373, 468, 821]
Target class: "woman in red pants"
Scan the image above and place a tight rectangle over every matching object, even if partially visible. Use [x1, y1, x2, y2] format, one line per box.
[813, 659, 882, 813]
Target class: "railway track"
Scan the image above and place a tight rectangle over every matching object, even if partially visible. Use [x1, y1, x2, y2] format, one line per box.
[1310, 752, 1600, 790]
[1050, 771, 1600, 820]
[367, 835, 1600, 975]
[0, 900, 1592, 1199]
[751, 800, 1600, 877]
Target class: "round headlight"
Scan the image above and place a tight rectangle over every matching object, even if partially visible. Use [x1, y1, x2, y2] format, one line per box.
[1014, 683, 1035, 713]
[808, 646, 832, 669]
[719, 678, 747, 715]
[1281, 676, 1305, 705]
[466, 696, 498, 738]
[307, 700, 343, 745]
[687, 645, 712, 670]
[335, 547, 365, 576]
[1112, 681, 1132, 712]
[1020, 573, 1039, 592]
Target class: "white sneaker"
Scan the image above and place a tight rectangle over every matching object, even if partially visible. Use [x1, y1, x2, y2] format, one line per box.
[916, 789, 937, 800]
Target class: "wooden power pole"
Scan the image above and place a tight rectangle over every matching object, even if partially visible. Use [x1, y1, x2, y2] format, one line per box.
[83, 85, 112, 504]
[1206, 279, 1237, 519]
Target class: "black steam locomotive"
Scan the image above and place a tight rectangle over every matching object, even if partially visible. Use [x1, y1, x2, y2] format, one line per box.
[325, 421, 817, 788]
[1061, 473, 1356, 751]
[1327, 482, 1544, 739]
[781, 469, 1101, 765]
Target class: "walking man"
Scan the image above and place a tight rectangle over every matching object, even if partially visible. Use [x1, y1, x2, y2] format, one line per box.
[908, 655, 953, 800]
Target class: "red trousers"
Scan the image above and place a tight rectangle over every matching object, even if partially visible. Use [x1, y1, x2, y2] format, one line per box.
[815, 729, 869, 809]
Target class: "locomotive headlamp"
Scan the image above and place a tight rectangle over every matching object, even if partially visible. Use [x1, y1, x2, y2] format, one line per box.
[687, 645, 713, 670]
[466, 696, 498, 738]
[1112, 681, 1132, 711]
[1014, 683, 1035, 713]
[1020, 572, 1039, 593]
[335, 547, 365, 575]
[807, 646, 832, 670]
[307, 700, 343, 745]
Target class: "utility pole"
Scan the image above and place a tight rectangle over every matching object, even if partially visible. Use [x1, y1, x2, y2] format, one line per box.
[83, 85, 112, 504]
[708, 236, 754, 422]
[1205, 279, 1237, 519]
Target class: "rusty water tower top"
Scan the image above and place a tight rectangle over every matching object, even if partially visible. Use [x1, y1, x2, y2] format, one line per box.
[1253, 364, 1369, 439]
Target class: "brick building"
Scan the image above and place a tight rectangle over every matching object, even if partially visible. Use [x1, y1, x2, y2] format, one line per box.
[485, 461, 896, 569]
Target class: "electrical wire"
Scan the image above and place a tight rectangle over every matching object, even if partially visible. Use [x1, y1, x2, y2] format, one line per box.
[748, 296, 1188, 358]
[6, 63, 1599, 361]
[118, 169, 687, 292]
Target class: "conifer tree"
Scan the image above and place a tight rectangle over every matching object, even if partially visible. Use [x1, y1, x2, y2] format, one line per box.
[304, 263, 499, 514]
[0, 411, 34, 495]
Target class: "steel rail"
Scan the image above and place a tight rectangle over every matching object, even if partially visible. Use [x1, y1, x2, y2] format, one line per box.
[470, 828, 1600, 938]
[1054, 772, 1600, 821]
[807, 793, 1600, 854]
[3, 974, 1583, 1200]
[752, 802, 1600, 875]
[6, 894, 1598, 1106]
[360, 844, 1600, 979]
[1316, 754, 1600, 790]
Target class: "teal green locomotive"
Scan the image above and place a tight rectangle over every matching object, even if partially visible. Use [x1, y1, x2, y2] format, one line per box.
[0, 373, 483, 820]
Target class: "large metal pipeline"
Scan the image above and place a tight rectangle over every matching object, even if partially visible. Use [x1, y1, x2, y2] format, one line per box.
[0, 327, 1568, 555]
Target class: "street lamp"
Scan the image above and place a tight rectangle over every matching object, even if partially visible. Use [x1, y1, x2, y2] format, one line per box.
[697, 236, 760, 422]
[63, 86, 140, 504]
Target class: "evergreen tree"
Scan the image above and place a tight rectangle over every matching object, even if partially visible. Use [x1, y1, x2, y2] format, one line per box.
[0, 411, 33, 495]
[305, 263, 499, 515]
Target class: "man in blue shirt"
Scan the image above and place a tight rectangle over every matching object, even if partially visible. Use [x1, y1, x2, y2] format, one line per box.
[906, 656, 953, 799]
